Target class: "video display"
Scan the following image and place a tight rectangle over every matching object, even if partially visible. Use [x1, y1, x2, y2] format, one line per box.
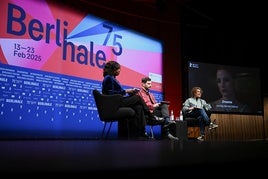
[187, 61, 263, 115]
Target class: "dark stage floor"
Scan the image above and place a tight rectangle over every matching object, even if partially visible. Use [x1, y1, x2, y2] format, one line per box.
[0, 138, 267, 176]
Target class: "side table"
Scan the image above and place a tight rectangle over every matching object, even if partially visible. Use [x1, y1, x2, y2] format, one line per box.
[175, 120, 188, 140]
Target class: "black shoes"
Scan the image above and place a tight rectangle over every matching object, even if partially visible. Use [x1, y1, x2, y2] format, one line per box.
[197, 135, 205, 141]
[134, 132, 150, 140]
[163, 120, 176, 128]
[140, 132, 150, 138]
[165, 133, 179, 140]
[209, 119, 218, 130]
[148, 114, 164, 121]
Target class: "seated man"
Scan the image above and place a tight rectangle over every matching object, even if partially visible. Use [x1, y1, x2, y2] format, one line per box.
[137, 77, 179, 140]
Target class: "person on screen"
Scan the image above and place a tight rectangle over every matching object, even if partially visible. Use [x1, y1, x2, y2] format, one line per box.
[210, 68, 251, 113]
[136, 77, 179, 140]
[102, 60, 156, 139]
[182, 87, 218, 141]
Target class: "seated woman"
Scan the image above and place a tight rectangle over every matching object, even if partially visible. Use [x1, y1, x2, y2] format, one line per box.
[182, 86, 218, 141]
[102, 60, 154, 139]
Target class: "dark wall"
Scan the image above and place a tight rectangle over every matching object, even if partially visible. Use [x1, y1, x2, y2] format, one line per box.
[64, 0, 185, 116]
[180, 0, 265, 97]
[64, 0, 265, 116]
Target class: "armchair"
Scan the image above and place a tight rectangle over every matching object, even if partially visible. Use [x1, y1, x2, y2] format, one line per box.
[182, 110, 201, 138]
[92, 89, 135, 139]
[182, 109, 215, 139]
[146, 117, 165, 139]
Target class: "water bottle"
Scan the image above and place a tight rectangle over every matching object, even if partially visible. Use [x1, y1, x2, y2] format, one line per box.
[179, 110, 183, 121]
[170, 110, 174, 121]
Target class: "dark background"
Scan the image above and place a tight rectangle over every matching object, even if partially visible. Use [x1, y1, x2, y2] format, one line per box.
[63, 0, 266, 112]
[180, 0, 265, 94]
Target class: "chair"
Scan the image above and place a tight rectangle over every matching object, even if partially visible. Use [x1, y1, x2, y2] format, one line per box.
[182, 109, 201, 138]
[182, 109, 215, 139]
[146, 118, 165, 139]
[182, 110, 200, 127]
[92, 89, 135, 139]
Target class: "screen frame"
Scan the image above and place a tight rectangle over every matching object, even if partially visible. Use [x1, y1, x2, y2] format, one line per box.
[184, 60, 264, 115]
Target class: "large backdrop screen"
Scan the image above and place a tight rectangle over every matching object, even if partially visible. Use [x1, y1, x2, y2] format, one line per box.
[187, 61, 263, 115]
[0, 0, 163, 138]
